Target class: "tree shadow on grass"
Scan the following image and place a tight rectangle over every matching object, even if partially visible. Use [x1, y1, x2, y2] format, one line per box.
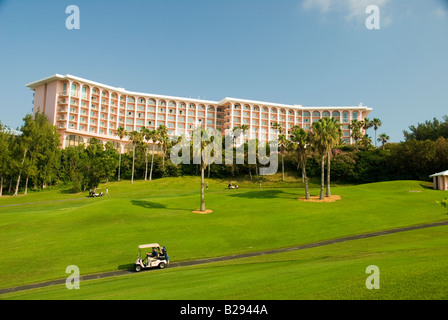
[131, 200, 167, 209]
[131, 199, 191, 212]
[227, 190, 288, 199]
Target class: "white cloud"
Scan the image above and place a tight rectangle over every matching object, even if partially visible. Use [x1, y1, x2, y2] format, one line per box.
[302, 0, 391, 21]
[434, 6, 447, 18]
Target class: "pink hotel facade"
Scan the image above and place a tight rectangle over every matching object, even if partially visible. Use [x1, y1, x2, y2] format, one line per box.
[27, 74, 372, 152]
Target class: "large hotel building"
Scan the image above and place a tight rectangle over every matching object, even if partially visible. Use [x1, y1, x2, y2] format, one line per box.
[27, 74, 372, 152]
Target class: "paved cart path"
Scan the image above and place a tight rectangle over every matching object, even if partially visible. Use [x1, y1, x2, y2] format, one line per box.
[1, 219, 448, 295]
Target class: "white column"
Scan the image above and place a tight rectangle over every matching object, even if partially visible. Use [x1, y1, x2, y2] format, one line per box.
[175, 101, 179, 136]
[66, 80, 72, 129]
[87, 85, 92, 133]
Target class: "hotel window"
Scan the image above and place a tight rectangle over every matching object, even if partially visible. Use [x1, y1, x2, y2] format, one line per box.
[304, 119, 310, 123]
[147, 114, 154, 119]
[168, 123, 175, 128]
[198, 112, 205, 117]
[157, 115, 165, 120]
[323, 111, 330, 117]
[65, 135, 84, 147]
[137, 120, 144, 125]
[126, 119, 133, 124]
[262, 107, 268, 112]
[189, 104, 195, 109]
[62, 83, 67, 95]
[138, 98, 145, 104]
[168, 115, 175, 121]
[169, 101, 176, 107]
[81, 86, 87, 99]
[304, 111, 310, 117]
[342, 112, 349, 123]
[332, 111, 340, 117]
[127, 97, 135, 103]
[207, 119, 213, 125]
[313, 111, 320, 117]
[188, 111, 195, 116]
[177, 123, 185, 128]
[148, 99, 156, 105]
[159, 100, 166, 106]
[353, 112, 359, 121]
[178, 116, 185, 122]
[71, 83, 77, 96]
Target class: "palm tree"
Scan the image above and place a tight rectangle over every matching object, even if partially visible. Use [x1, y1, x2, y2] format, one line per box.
[323, 117, 341, 197]
[372, 118, 382, 147]
[129, 130, 143, 184]
[310, 120, 328, 200]
[141, 127, 151, 181]
[378, 133, 389, 150]
[349, 120, 363, 150]
[311, 118, 340, 199]
[193, 126, 217, 212]
[115, 126, 126, 182]
[278, 134, 288, 181]
[148, 129, 158, 181]
[290, 126, 310, 199]
[157, 125, 168, 171]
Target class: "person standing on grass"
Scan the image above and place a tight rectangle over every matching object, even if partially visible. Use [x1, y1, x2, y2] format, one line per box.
[106, 187, 109, 195]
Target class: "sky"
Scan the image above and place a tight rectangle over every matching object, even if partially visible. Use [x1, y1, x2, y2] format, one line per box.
[0, 0, 447, 142]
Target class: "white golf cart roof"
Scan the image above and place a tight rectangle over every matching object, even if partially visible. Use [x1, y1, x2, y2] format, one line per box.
[138, 243, 161, 249]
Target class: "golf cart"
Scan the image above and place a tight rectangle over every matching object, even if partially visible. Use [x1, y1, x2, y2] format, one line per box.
[134, 243, 169, 272]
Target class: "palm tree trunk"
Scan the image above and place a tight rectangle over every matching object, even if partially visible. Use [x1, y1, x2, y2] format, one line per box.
[149, 143, 155, 181]
[0, 175, 3, 197]
[320, 155, 325, 200]
[145, 147, 148, 181]
[200, 165, 206, 211]
[118, 152, 122, 182]
[302, 164, 310, 199]
[24, 175, 29, 195]
[14, 149, 28, 196]
[131, 145, 135, 184]
[326, 151, 331, 197]
[281, 151, 285, 181]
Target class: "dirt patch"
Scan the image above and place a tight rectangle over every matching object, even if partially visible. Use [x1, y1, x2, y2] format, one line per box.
[298, 195, 342, 202]
[192, 209, 214, 214]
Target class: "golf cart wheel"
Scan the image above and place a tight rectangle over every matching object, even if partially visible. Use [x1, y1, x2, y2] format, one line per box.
[158, 262, 166, 269]
[135, 265, 142, 272]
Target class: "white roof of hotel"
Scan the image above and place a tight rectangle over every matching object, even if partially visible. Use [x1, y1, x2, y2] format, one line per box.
[26, 74, 372, 111]
[429, 170, 448, 177]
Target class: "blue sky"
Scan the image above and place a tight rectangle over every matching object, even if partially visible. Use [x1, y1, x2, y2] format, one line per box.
[0, 0, 447, 142]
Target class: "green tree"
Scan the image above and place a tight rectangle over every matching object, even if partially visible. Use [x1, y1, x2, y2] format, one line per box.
[0, 123, 12, 196]
[372, 118, 382, 147]
[129, 130, 143, 184]
[115, 126, 127, 182]
[290, 126, 310, 199]
[377, 133, 389, 150]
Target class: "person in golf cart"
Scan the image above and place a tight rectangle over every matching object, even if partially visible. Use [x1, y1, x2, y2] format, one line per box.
[145, 247, 159, 266]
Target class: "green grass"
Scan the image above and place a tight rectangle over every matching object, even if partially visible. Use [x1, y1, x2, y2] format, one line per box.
[3, 224, 448, 300]
[0, 174, 447, 297]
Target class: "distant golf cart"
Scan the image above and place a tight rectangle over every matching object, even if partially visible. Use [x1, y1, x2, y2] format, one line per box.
[134, 243, 169, 272]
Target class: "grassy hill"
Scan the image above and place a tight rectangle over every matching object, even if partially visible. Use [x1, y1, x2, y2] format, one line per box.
[1, 174, 447, 298]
